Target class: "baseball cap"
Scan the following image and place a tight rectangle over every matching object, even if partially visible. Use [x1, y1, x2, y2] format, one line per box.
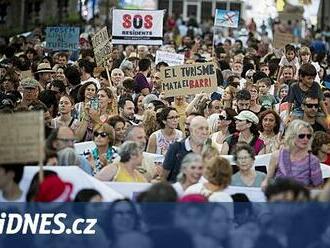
[20, 78, 39, 89]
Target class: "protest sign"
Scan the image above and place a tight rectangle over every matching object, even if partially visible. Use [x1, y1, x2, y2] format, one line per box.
[160, 62, 217, 97]
[46, 27, 80, 51]
[112, 9, 164, 45]
[20, 70, 32, 80]
[214, 9, 240, 28]
[0, 111, 44, 164]
[155, 50, 185, 66]
[273, 30, 295, 49]
[91, 27, 112, 67]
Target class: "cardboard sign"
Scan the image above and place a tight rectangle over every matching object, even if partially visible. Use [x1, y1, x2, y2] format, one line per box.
[0, 112, 44, 164]
[273, 31, 295, 49]
[46, 27, 80, 51]
[160, 62, 217, 97]
[112, 9, 164, 45]
[214, 9, 240, 28]
[91, 27, 112, 67]
[20, 70, 32, 80]
[155, 50, 185, 66]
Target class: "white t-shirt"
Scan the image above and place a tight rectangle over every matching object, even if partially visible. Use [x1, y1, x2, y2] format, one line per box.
[172, 182, 184, 197]
[184, 183, 233, 202]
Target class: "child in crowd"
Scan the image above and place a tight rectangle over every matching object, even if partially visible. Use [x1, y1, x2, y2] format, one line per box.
[277, 44, 300, 82]
[257, 77, 277, 109]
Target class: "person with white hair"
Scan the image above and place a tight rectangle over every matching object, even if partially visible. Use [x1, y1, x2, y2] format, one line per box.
[110, 68, 124, 87]
[95, 141, 147, 182]
[172, 153, 203, 197]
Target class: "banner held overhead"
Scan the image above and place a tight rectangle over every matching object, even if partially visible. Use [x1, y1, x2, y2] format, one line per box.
[160, 62, 218, 97]
[112, 9, 164, 45]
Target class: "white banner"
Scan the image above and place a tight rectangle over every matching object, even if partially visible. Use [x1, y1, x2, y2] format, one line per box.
[112, 9, 164, 45]
[21, 166, 123, 202]
[155, 50, 185, 66]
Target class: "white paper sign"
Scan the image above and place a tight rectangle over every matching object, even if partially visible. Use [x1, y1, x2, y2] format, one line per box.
[155, 50, 185, 66]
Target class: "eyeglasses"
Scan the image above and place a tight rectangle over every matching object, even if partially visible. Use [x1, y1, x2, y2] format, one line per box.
[167, 116, 179, 120]
[305, 103, 319, 109]
[298, 133, 312, 139]
[94, 131, 108, 138]
[237, 156, 251, 161]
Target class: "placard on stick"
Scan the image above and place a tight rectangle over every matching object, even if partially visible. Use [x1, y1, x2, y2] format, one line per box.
[91, 27, 112, 67]
[0, 111, 45, 164]
[273, 31, 295, 49]
[160, 62, 217, 97]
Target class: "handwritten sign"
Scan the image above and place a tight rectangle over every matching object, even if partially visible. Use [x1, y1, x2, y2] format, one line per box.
[46, 27, 80, 51]
[273, 31, 295, 49]
[214, 9, 240, 28]
[0, 112, 44, 164]
[160, 62, 217, 97]
[91, 27, 112, 67]
[155, 50, 185, 66]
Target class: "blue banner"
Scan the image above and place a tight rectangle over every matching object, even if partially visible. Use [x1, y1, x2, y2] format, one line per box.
[0, 203, 329, 247]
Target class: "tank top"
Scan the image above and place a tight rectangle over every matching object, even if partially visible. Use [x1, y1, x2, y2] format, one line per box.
[155, 129, 183, 155]
[113, 163, 147, 183]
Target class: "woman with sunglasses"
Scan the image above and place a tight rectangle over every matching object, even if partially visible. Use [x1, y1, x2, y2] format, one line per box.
[87, 123, 117, 175]
[209, 108, 237, 152]
[262, 120, 323, 189]
[146, 107, 183, 155]
[221, 110, 265, 155]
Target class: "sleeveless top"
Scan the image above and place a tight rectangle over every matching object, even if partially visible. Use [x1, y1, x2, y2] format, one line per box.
[113, 163, 147, 183]
[226, 133, 265, 155]
[91, 147, 117, 175]
[154, 129, 183, 155]
[275, 148, 323, 187]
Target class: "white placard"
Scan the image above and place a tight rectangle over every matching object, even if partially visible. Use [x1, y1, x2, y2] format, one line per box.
[155, 50, 185, 66]
[112, 9, 164, 45]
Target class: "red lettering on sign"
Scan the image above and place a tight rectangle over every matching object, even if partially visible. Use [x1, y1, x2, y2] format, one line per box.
[123, 14, 132, 28]
[122, 14, 154, 29]
[144, 15, 153, 29]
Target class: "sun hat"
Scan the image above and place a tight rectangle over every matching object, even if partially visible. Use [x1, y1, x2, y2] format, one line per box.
[234, 110, 259, 124]
[34, 175, 73, 202]
[35, 63, 54, 73]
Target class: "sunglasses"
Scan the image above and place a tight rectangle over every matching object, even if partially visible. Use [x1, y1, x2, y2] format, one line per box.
[94, 131, 108, 138]
[298, 133, 312, 140]
[305, 103, 319, 109]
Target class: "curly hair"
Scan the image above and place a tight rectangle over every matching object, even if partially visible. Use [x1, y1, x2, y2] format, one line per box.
[258, 109, 281, 135]
[77, 81, 97, 102]
[204, 156, 232, 187]
[312, 131, 330, 155]
[143, 109, 159, 137]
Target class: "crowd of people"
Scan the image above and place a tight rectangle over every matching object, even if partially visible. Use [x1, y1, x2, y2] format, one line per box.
[0, 13, 330, 205]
